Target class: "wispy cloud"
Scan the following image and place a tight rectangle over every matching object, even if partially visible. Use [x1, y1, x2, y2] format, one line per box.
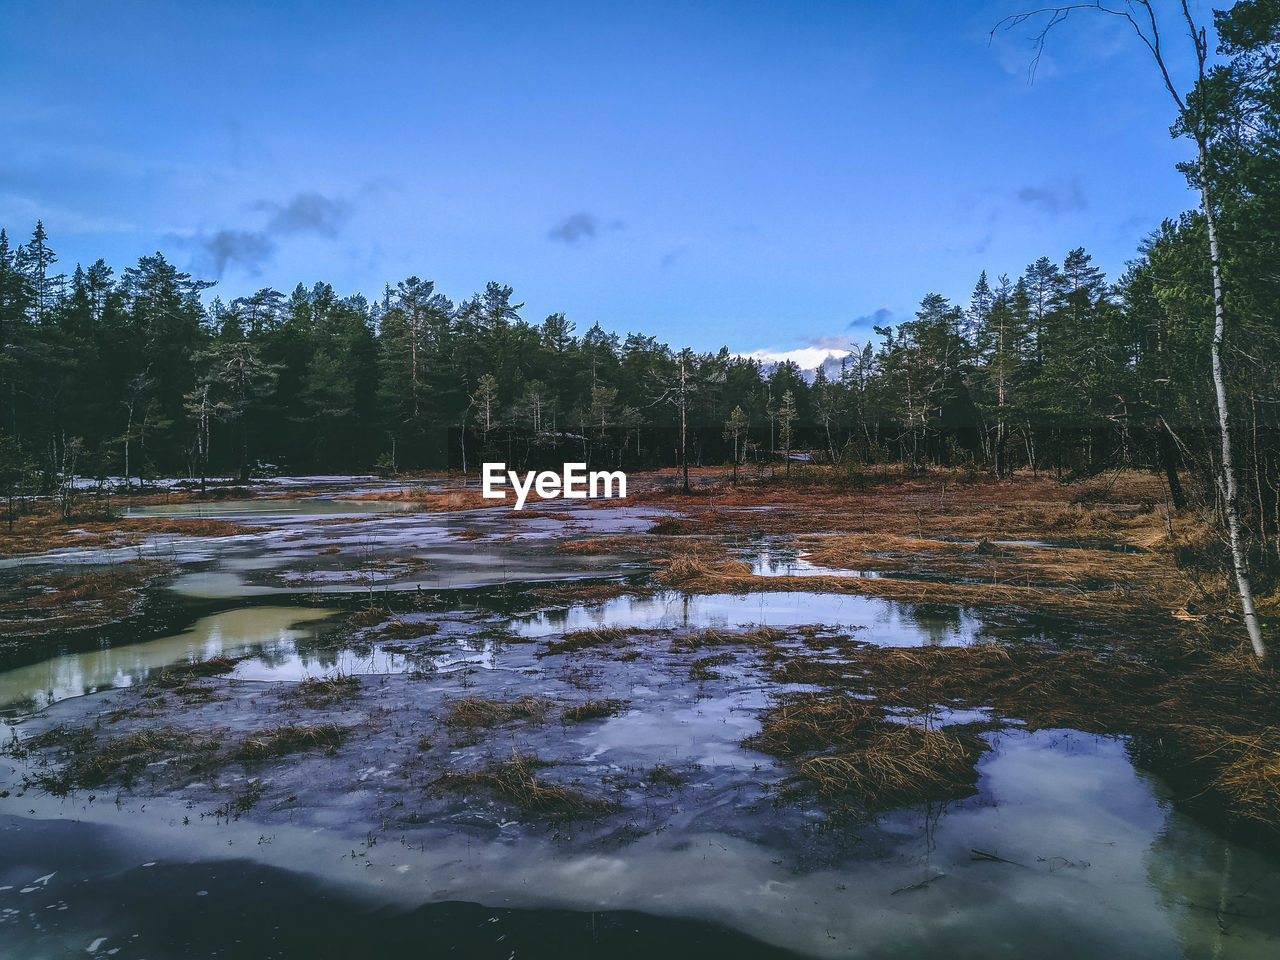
[660, 244, 688, 268]
[257, 191, 350, 236]
[193, 190, 351, 276]
[1016, 179, 1086, 216]
[848, 307, 895, 331]
[202, 229, 276, 276]
[547, 211, 623, 244]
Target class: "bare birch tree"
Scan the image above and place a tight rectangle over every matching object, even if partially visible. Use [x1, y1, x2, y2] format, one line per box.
[994, 0, 1267, 658]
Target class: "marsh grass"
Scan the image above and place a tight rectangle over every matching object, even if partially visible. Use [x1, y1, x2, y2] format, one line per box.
[753, 636, 1280, 835]
[530, 582, 651, 604]
[433, 750, 613, 818]
[540, 627, 631, 657]
[562, 699, 627, 722]
[556, 537, 648, 555]
[689, 652, 735, 681]
[25, 727, 220, 794]
[289, 673, 362, 706]
[377, 620, 439, 640]
[443, 695, 553, 728]
[235, 724, 347, 762]
[744, 693, 986, 806]
[153, 655, 240, 688]
[0, 562, 169, 635]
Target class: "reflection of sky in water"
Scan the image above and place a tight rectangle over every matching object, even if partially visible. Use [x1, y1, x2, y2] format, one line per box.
[513, 590, 978, 647]
[3, 497, 656, 598]
[745, 543, 883, 578]
[123, 498, 423, 517]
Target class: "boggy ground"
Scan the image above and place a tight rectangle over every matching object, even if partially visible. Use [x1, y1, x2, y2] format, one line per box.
[556, 466, 1280, 840]
[3, 466, 1278, 845]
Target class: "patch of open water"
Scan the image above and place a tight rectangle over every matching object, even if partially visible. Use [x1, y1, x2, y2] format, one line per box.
[511, 590, 980, 645]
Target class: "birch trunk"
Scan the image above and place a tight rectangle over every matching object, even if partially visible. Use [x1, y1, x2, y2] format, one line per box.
[1201, 165, 1267, 660]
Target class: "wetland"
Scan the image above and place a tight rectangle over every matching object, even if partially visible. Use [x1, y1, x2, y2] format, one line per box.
[2, 469, 1278, 959]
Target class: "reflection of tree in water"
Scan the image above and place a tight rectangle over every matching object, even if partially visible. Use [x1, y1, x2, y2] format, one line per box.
[289, 621, 352, 658]
[248, 639, 300, 669]
[905, 602, 968, 647]
[1144, 808, 1280, 957]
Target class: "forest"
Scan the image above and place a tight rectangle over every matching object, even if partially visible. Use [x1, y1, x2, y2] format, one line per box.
[0, 3, 1277, 564]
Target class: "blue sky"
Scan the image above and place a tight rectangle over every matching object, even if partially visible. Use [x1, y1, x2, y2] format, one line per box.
[1, 0, 1212, 359]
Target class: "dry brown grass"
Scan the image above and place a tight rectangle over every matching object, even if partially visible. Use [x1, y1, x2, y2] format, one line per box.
[562, 699, 627, 722]
[530, 581, 652, 604]
[1210, 731, 1280, 827]
[797, 725, 986, 804]
[689, 652, 735, 681]
[24, 727, 220, 794]
[751, 635, 1280, 835]
[338, 488, 490, 512]
[153, 656, 240, 688]
[655, 556, 753, 587]
[432, 749, 613, 818]
[349, 606, 388, 627]
[443, 695, 553, 728]
[540, 626, 632, 657]
[377, 620, 439, 640]
[235, 724, 347, 762]
[744, 693, 985, 806]
[290, 674, 361, 706]
[0, 504, 261, 555]
[556, 537, 649, 555]
[0, 561, 169, 635]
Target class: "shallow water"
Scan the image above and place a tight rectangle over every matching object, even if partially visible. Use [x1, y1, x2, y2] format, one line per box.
[124, 497, 423, 517]
[0, 607, 338, 716]
[745, 542, 883, 578]
[512, 589, 981, 645]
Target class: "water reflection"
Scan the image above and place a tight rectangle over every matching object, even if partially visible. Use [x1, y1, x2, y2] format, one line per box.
[0, 607, 336, 716]
[745, 543, 883, 579]
[511, 589, 981, 646]
[124, 498, 422, 517]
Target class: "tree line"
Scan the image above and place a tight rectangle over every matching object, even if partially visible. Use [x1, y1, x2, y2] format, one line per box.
[0, 6, 1274, 563]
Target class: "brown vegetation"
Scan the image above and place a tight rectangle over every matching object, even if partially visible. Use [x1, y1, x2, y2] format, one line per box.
[748, 634, 1280, 835]
[291, 674, 361, 707]
[0, 499, 261, 555]
[21, 726, 221, 794]
[562, 699, 628, 722]
[530, 581, 652, 604]
[235, 724, 347, 762]
[442, 695, 553, 728]
[377, 620, 439, 640]
[745, 693, 986, 806]
[539, 626, 632, 657]
[0, 561, 168, 635]
[556, 537, 649, 555]
[153, 656, 240, 688]
[432, 750, 613, 818]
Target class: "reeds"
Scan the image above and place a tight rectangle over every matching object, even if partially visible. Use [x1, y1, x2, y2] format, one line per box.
[235, 724, 347, 762]
[443, 695, 553, 728]
[27, 727, 219, 794]
[540, 627, 631, 656]
[377, 620, 439, 640]
[153, 655, 239, 688]
[562, 699, 627, 722]
[432, 750, 613, 818]
[745, 693, 986, 806]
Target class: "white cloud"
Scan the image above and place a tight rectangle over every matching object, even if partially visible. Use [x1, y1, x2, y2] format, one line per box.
[738, 346, 851, 370]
